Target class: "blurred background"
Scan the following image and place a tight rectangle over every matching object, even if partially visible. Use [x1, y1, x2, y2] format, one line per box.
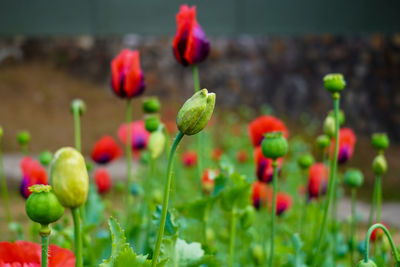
[0, 0, 400, 198]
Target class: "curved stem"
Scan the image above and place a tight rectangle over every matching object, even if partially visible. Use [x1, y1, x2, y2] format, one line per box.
[152, 131, 184, 267]
[72, 208, 83, 267]
[268, 160, 278, 267]
[376, 175, 382, 223]
[312, 93, 340, 267]
[350, 188, 356, 266]
[125, 99, 133, 215]
[41, 235, 49, 267]
[368, 177, 378, 226]
[229, 208, 237, 267]
[0, 144, 11, 223]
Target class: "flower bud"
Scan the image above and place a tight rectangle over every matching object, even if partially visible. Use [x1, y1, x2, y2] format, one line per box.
[143, 97, 161, 113]
[323, 116, 335, 138]
[25, 185, 64, 226]
[323, 73, 346, 93]
[261, 132, 288, 160]
[372, 154, 387, 175]
[39, 151, 53, 167]
[0, 126, 3, 140]
[328, 109, 345, 126]
[51, 147, 89, 208]
[371, 133, 389, 151]
[17, 131, 30, 146]
[356, 260, 377, 267]
[70, 99, 86, 116]
[297, 153, 314, 170]
[316, 134, 330, 149]
[240, 206, 256, 230]
[176, 89, 216, 135]
[148, 131, 166, 159]
[145, 115, 161, 133]
[344, 168, 364, 188]
[251, 244, 264, 265]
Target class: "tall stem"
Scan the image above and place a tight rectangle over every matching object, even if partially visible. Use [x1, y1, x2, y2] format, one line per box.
[376, 175, 382, 223]
[72, 208, 83, 267]
[0, 144, 11, 223]
[268, 160, 278, 267]
[125, 99, 133, 213]
[229, 208, 237, 267]
[152, 132, 184, 267]
[350, 188, 356, 266]
[41, 235, 49, 267]
[299, 170, 308, 235]
[192, 65, 200, 92]
[312, 93, 340, 267]
[368, 178, 378, 226]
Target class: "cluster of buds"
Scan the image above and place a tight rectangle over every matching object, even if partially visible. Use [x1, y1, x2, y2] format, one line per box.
[371, 133, 389, 176]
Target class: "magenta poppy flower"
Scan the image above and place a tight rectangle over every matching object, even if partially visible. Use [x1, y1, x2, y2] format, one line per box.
[94, 168, 112, 194]
[275, 192, 292, 216]
[117, 121, 150, 151]
[20, 157, 48, 199]
[254, 147, 283, 183]
[91, 135, 122, 164]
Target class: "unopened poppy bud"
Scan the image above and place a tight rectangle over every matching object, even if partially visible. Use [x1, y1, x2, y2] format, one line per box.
[17, 131, 30, 146]
[323, 116, 335, 138]
[70, 99, 86, 116]
[261, 132, 288, 160]
[143, 97, 161, 113]
[39, 151, 53, 167]
[0, 126, 3, 140]
[252, 244, 264, 265]
[356, 260, 377, 267]
[148, 131, 166, 159]
[328, 109, 345, 126]
[177, 89, 216, 135]
[344, 168, 364, 188]
[240, 205, 256, 229]
[316, 135, 330, 149]
[51, 147, 89, 208]
[297, 153, 314, 170]
[372, 154, 387, 175]
[324, 73, 346, 93]
[371, 133, 389, 152]
[145, 115, 161, 133]
[25, 185, 64, 228]
[206, 228, 215, 244]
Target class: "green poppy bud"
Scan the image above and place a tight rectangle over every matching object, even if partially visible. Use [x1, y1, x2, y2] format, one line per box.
[261, 132, 288, 160]
[206, 228, 215, 244]
[25, 185, 64, 227]
[148, 131, 166, 159]
[143, 97, 161, 113]
[176, 89, 216, 135]
[316, 134, 330, 149]
[328, 109, 345, 126]
[51, 147, 89, 209]
[70, 99, 86, 116]
[152, 189, 163, 205]
[17, 131, 30, 146]
[145, 115, 161, 133]
[344, 168, 364, 188]
[0, 126, 3, 140]
[240, 206, 256, 230]
[356, 259, 377, 267]
[372, 154, 387, 175]
[323, 116, 335, 138]
[371, 133, 389, 151]
[251, 244, 264, 265]
[297, 153, 314, 170]
[39, 151, 53, 167]
[324, 73, 346, 93]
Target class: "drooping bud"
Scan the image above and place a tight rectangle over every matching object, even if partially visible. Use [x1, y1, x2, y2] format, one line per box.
[323, 116, 335, 138]
[372, 154, 387, 175]
[261, 132, 288, 160]
[356, 259, 377, 267]
[371, 133, 389, 152]
[344, 168, 364, 188]
[323, 73, 346, 93]
[51, 147, 89, 208]
[297, 153, 314, 170]
[143, 97, 161, 113]
[145, 115, 161, 133]
[316, 134, 330, 149]
[39, 151, 53, 167]
[176, 89, 216, 135]
[17, 131, 30, 146]
[240, 205, 256, 229]
[148, 131, 166, 159]
[328, 109, 345, 126]
[70, 99, 86, 116]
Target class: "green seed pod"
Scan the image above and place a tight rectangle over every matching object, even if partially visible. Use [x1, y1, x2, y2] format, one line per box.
[344, 168, 364, 188]
[17, 131, 30, 146]
[51, 147, 89, 209]
[39, 151, 53, 167]
[25, 185, 64, 226]
[371, 133, 389, 151]
[240, 206, 256, 230]
[372, 154, 387, 175]
[148, 131, 166, 159]
[323, 116, 335, 138]
[356, 260, 377, 267]
[261, 132, 288, 160]
[70, 99, 86, 116]
[316, 134, 330, 149]
[142, 97, 161, 113]
[297, 153, 314, 170]
[323, 73, 346, 93]
[328, 109, 345, 126]
[176, 89, 216, 135]
[251, 244, 264, 265]
[145, 115, 161, 133]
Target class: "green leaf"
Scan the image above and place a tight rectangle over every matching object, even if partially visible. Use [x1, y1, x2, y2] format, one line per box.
[153, 206, 178, 236]
[114, 248, 152, 267]
[181, 197, 215, 222]
[220, 183, 251, 211]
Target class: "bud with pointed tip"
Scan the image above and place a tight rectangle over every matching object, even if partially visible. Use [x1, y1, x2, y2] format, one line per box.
[323, 116, 335, 138]
[70, 99, 86, 116]
[356, 260, 377, 267]
[148, 131, 166, 159]
[371, 133, 389, 152]
[344, 168, 364, 188]
[17, 131, 30, 146]
[143, 97, 161, 113]
[177, 89, 216, 135]
[324, 73, 346, 93]
[372, 154, 387, 175]
[297, 153, 314, 170]
[261, 132, 288, 160]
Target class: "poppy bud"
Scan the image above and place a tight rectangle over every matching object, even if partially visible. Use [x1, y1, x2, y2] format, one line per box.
[251, 244, 264, 265]
[323, 116, 335, 138]
[206, 228, 215, 244]
[148, 131, 166, 159]
[328, 109, 345, 126]
[372, 154, 387, 175]
[297, 153, 314, 170]
[143, 97, 161, 113]
[344, 168, 364, 188]
[316, 135, 330, 149]
[261, 132, 288, 160]
[51, 147, 89, 209]
[25, 185, 64, 228]
[371, 133, 389, 152]
[145, 115, 161, 133]
[356, 260, 377, 267]
[323, 73, 346, 93]
[39, 151, 53, 167]
[240, 205, 256, 229]
[70, 99, 86, 116]
[176, 89, 216, 135]
[17, 131, 30, 146]
[0, 126, 3, 139]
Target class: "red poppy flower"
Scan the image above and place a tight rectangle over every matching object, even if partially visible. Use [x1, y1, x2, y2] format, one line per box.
[251, 181, 271, 210]
[91, 135, 122, 165]
[330, 128, 356, 164]
[172, 4, 210, 66]
[20, 157, 48, 199]
[117, 121, 150, 151]
[181, 151, 197, 168]
[248, 115, 289, 147]
[0, 241, 75, 267]
[94, 168, 112, 194]
[275, 192, 292, 216]
[308, 163, 329, 199]
[211, 148, 223, 162]
[370, 222, 389, 242]
[236, 149, 248, 163]
[111, 49, 145, 98]
[254, 147, 283, 183]
[202, 169, 218, 194]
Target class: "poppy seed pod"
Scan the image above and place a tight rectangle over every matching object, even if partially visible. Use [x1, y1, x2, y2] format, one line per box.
[148, 131, 166, 159]
[297, 153, 314, 170]
[25, 185, 64, 227]
[323, 116, 335, 138]
[371, 133, 389, 152]
[17, 131, 30, 146]
[344, 168, 364, 188]
[356, 260, 377, 267]
[39, 151, 53, 167]
[145, 115, 161, 133]
[143, 97, 161, 113]
[176, 89, 216, 135]
[51, 147, 89, 209]
[261, 132, 288, 160]
[323, 73, 346, 93]
[372, 154, 387, 175]
[328, 109, 345, 126]
[316, 135, 330, 149]
[70, 99, 86, 116]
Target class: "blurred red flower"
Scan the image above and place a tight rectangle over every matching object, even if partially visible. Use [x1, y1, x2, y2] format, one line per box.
[248, 115, 289, 147]
[308, 163, 329, 199]
[254, 147, 283, 183]
[91, 135, 122, 165]
[236, 149, 248, 163]
[275, 192, 292, 216]
[20, 157, 48, 199]
[202, 168, 218, 195]
[117, 121, 150, 151]
[111, 49, 145, 98]
[94, 168, 112, 194]
[211, 148, 224, 162]
[251, 181, 271, 210]
[173, 4, 210, 66]
[181, 151, 198, 168]
[0, 241, 75, 267]
[370, 222, 389, 242]
[330, 128, 356, 164]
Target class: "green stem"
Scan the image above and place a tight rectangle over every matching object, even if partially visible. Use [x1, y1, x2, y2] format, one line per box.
[350, 188, 356, 266]
[41, 234, 49, 267]
[368, 177, 378, 226]
[192, 65, 200, 92]
[312, 93, 340, 267]
[268, 160, 279, 267]
[125, 99, 133, 214]
[72, 208, 83, 267]
[229, 208, 237, 267]
[152, 131, 184, 267]
[376, 175, 382, 223]
[299, 170, 308, 235]
[192, 64, 203, 181]
[0, 144, 11, 223]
